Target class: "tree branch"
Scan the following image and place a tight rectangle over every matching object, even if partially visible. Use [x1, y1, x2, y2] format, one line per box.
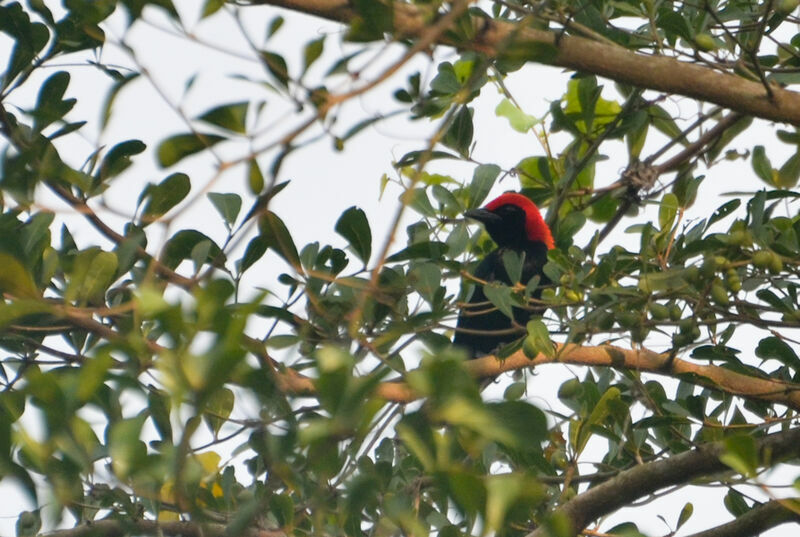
[262, 341, 800, 411]
[38, 519, 282, 537]
[248, 0, 800, 125]
[683, 499, 800, 537]
[525, 427, 800, 537]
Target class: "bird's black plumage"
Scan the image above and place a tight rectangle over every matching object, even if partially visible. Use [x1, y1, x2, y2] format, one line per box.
[453, 194, 553, 357]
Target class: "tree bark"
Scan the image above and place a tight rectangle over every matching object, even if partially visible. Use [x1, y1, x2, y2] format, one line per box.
[525, 427, 800, 537]
[248, 0, 800, 125]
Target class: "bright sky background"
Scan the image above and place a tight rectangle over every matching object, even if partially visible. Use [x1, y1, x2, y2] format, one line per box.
[0, 1, 798, 535]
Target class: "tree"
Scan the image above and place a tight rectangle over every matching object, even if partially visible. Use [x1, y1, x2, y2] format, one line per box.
[1, 0, 800, 536]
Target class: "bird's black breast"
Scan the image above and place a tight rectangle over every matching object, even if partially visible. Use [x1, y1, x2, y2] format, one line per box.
[453, 241, 550, 357]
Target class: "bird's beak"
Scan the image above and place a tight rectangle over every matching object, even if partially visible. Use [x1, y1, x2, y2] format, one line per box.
[464, 208, 501, 225]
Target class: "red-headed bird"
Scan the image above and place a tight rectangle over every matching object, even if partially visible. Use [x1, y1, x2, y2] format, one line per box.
[454, 193, 555, 357]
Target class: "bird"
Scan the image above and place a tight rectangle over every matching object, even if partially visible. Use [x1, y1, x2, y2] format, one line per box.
[453, 193, 555, 357]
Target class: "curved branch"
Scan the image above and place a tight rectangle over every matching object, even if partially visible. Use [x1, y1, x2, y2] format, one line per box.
[525, 427, 800, 537]
[263, 341, 800, 411]
[249, 0, 800, 125]
[684, 499, 800, 537]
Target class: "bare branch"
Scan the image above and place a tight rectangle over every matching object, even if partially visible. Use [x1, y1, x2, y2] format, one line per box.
[683, 499, 800, 537]
[525, 428, 800, 537]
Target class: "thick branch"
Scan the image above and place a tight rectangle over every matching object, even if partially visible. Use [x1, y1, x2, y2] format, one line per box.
[39, 519, 281, 537]
[249, 0, 800, 125]
[269, 342, 800, 411]
[684, 499, 800, 537]
[526, 427, 800, 537]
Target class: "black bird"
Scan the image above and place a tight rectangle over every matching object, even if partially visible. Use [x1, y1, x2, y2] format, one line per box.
[454, 193, 554, 357]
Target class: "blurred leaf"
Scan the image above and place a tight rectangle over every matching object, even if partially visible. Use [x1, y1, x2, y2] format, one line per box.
[79, 251, 118, 305]
[259, 51, 289, 88]
[208, 192, 242, 228]
[32, 71, 75, 132]
[204, 387, 234, 436]
[197, 101, 248, 134]
[108, 416, 147, 479]
[677, 502, 693, 529]
[0, 253, 39, 298]
[386, 241, 448, 263]
[495, 98, 537, 132]
[659, 193, 679, 229]
[468, 164, 500, 208]
[752, 146, 773, 185]
[303, 37, 325, 72]
[442, 106, 474, 157]
[157, 133, 225, 167]
[720, 435, 758, 477]
[161, 230, 224, 269]
[142, 172, 191, 222]
[755, 336, 800, 369]
[98, 139, 146, 182]
[524, 320, 554, 359]
[335, 206, 372, 265]
[259, 211, 301, 270]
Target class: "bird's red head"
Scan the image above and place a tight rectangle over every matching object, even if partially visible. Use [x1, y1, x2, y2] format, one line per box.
[484, 193, 555, 249]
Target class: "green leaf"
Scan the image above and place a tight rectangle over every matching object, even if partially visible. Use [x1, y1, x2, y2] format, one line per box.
[204, 387, 234, 435]
[409, 262, 441, 305]
[32, 71, 75, 132]
[79, 251, 118, 305]
[335, 206, 372, 265]
[108, 416, 147, 479]
[208, 192, 242, 228]
[303, 37, 325, 72]
[677, 502, 693, 529]
[157, 133, 226, 167]
[161, 230, 225, 270]
[15, 511, 41, 537]
[752, 146, 773, 184]
[483, 283, 514, 319]
[196, 101, 249, 134]
[0, 253, 39, 298]
[648, 104, 683, 140]
[403, 188, 437, 217]
[502, 250, 523, 284]
[706, 199, 741, 229]
[468, 164, 500, 208]
[755, 336, 800, 369]
[348, 0, 393, 41]
[394, 150, 459, 167]
[101, 73, 140, 130]
[659, 193, 679, 230]
[656, 9, 692, 40]
[259, 51, 290, 88]
[577, 386, 620, 453]
[248, 158, 265, 194]
[524, 320, 554, 358]
[98, 139, 146, 182]
[778, 149, 800, 188]
[386, 241, 448, 263]
[495, 98, 538, 132]
[259, 211, 301, 270]
[442, 106, 473, 157]
[724, 489, 750, 516]
[0, 300, 51, 330]
[239, 236, 268, 273]
[142, 172, 191, 222]
[147, 387, 172, 442]
[201, 0, 225, 17]
[720, 435, 758, 477]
